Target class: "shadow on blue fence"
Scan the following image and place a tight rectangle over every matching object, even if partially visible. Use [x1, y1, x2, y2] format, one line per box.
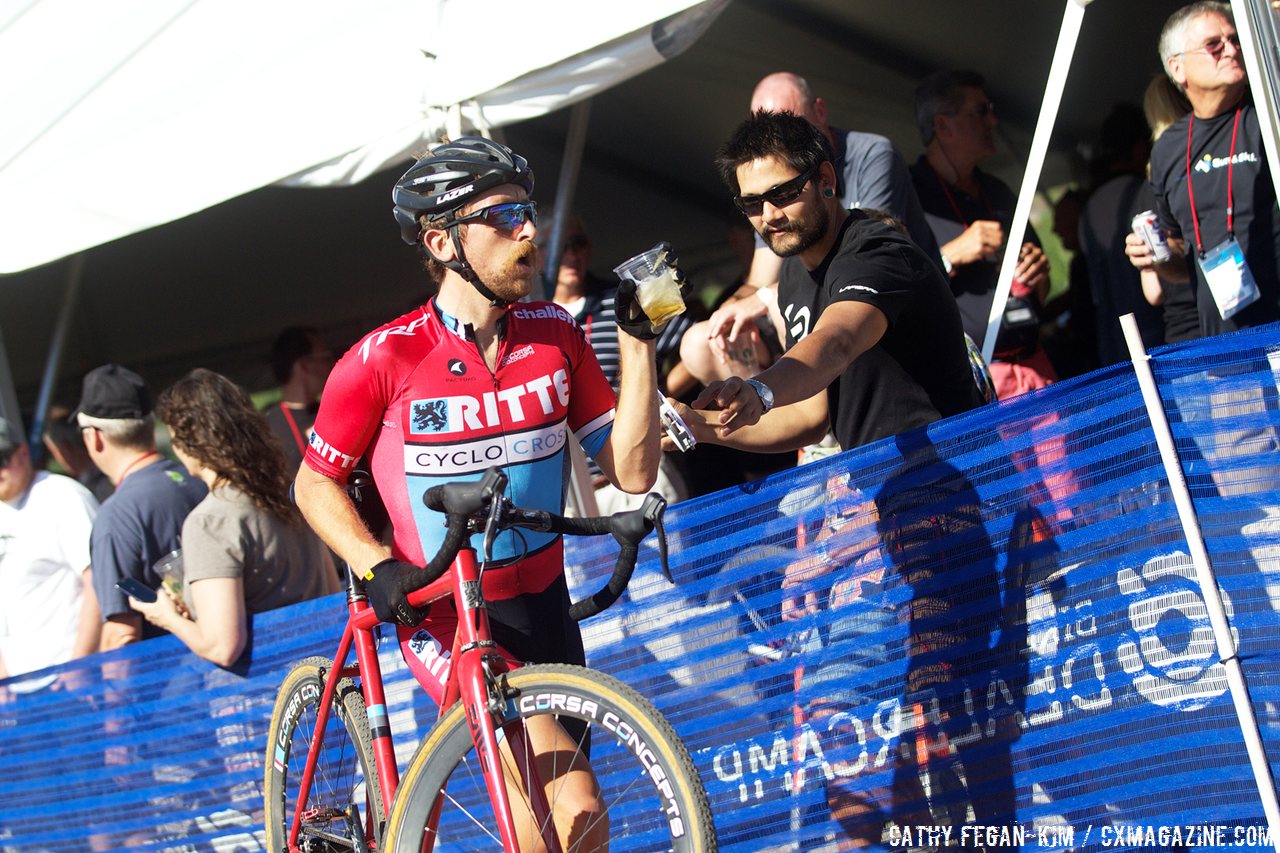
[4, 324, 1280, 851]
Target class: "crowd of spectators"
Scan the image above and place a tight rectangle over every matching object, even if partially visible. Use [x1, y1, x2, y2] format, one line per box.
[0, 2, 1270, 716]
[0, 7, 1274, 850]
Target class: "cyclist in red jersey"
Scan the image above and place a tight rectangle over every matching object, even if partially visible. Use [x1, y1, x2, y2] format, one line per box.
[294, 137, 666, 850]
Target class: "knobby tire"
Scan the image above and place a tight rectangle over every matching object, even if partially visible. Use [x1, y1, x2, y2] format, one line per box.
[264, 656, 385, 852]
[383, 663, 716, 852]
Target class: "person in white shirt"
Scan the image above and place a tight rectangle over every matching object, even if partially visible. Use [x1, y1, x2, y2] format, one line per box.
[0, 418, 99, 692]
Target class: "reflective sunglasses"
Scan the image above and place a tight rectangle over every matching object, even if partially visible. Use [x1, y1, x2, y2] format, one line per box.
[450, 201, 537, 235]
[1182, 33, 1241, 58]
[733, 167, 817, 217]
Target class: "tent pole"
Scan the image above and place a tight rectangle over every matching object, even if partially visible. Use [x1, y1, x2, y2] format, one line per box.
[0, 323, 21, 434]
[1233, 0, 1280, 206]
[540, 100, 592, 301]
[538, 99, 596, 517]
[27, 254, 84, 465]
[1121, 313, 1280, 851]
[981, 0, 1091, 364]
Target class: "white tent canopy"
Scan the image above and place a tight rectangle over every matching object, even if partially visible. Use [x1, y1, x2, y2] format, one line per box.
[0, 0, 728, 428]
[0, 0, 726, 274]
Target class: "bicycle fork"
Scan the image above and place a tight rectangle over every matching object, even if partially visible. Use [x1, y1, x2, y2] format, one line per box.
[442, 547, 560, 853]
[288, 594, 399, 853]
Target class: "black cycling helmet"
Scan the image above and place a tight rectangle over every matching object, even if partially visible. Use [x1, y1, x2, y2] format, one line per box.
[392, 136, 535, 307]
[392, 136, 534, 245]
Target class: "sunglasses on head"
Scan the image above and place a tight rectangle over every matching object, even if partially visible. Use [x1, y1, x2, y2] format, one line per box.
[450, 201, 537, 235]
[733, 167, 817, 217]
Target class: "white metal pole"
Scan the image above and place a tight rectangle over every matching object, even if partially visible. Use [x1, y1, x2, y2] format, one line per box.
[0, 323, 21, 434]
[982, 0, 1092, 364]
[1121, 312, 1280, 851]
[1233, 0, 1280, 208]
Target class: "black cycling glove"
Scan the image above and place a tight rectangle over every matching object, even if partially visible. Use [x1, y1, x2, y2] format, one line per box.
[363, 558, 429, 626]
[614, 244, 692, 341]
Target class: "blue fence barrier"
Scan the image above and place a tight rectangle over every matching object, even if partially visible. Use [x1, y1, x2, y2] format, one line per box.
[4, 324, 1280, 851]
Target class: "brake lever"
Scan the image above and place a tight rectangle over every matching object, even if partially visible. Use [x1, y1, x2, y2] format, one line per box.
[479, 470, 508, 563]
[641, 493, 672, 583]
[482, 494, 505, 563]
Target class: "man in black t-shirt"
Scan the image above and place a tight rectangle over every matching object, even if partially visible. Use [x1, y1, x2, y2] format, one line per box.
[676, 110, 981, 453]
[1127, 1, 1280, 337]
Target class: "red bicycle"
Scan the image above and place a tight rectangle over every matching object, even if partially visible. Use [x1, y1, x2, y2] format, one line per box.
[263, 467, 716, 852]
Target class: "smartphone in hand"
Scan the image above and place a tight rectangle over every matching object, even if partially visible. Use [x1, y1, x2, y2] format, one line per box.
[115, 577, 158, 603]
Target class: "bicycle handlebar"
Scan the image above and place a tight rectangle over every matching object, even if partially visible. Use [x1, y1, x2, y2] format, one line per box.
[403, 467, 670, 621]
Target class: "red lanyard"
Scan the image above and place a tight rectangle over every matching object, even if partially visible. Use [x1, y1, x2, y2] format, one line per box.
[1185, 107, 1241, 256]
[278, 403, 307, 455]
[930, 164, 992, 227]
[118, 451, 159, 483]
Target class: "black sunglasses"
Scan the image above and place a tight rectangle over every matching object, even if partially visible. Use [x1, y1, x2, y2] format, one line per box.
[733, 168, 817, 217]
[448, 202, 537, 235]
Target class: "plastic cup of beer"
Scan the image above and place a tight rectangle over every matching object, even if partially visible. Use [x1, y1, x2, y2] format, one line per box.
[613, 243, 687, 327]
[154, 550, 184, 602]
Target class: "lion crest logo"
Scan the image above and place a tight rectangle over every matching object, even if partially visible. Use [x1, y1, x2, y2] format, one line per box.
[411, 399, 448, 434]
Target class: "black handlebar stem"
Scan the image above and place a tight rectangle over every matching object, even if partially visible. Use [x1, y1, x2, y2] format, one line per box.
[416, 467, 673, 621]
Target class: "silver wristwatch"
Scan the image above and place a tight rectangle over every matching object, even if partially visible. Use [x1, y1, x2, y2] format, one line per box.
[744, 378, 775, 414]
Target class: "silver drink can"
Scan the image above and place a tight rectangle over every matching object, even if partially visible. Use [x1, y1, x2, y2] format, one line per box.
[1132, 210, 1173, 263]
[659, 397, 696, 452]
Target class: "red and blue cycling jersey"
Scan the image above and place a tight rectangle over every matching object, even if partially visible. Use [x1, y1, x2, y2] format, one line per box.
[304, 299, 617, 600]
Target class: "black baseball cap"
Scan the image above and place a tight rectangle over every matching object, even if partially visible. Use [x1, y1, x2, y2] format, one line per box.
[70, 364, 153, 421]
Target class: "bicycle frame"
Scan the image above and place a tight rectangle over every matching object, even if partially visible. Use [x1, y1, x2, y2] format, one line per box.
[285, 543, 561, 853]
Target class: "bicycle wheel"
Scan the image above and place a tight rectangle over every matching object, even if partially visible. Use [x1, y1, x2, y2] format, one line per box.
[382, 663, 716, 852]
[264, 655, 385, 852]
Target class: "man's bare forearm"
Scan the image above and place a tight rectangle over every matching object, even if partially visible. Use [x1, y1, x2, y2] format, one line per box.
[295, 464, 389, 574]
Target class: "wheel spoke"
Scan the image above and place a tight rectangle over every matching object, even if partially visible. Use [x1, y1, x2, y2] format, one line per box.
[265, 660, 384, 853]
[382, 664, 715, 852]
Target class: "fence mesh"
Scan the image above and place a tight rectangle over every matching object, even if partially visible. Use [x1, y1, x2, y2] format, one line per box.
[4, 325, 1280, 851]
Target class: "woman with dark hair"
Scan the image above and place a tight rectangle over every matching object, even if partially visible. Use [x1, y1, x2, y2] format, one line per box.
[129, 369, 338, 665]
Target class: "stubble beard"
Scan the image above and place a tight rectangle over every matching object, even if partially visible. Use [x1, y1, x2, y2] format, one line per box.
[764, 203, 829, 258]
[485, 241, 539, 302]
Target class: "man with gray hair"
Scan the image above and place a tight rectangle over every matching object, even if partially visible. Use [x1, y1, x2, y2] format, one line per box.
[909, 69, 1054, 399]
[1126, 0, 1279, 336]
[74, 364, 206, 649]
